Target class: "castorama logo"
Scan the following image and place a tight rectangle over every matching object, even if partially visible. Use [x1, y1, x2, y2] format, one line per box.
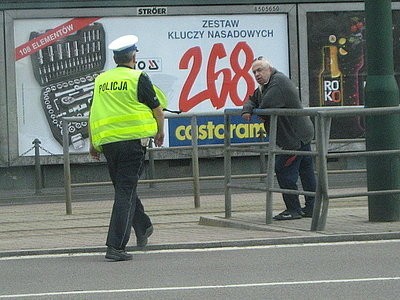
[136, 58, 162, 72]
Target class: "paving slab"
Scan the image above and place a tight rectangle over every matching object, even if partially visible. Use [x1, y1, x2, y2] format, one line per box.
[0, 189, 400, 257]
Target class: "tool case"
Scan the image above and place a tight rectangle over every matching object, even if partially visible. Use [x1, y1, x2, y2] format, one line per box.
[29, 22, 106, 149]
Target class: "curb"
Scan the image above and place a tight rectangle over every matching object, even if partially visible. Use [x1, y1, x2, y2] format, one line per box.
[1, 232, 400, 258]
[198, 216, 315, 233]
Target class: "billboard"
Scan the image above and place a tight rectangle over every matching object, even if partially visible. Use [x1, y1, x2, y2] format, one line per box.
[299, 3, 400, 139]
[9, 5, 293, 158]
[307, 10, 366, 139]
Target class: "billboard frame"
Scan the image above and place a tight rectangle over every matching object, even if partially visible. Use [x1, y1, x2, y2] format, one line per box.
[298, 2, 366, 106]
[5, 4, 297, 166]
[0, 12, 8, 167]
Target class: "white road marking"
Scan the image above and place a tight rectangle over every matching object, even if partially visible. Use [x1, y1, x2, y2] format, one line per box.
[1, 277, 400, 298]
[1, 239, 399, 260]
[1, 240, 399, 298]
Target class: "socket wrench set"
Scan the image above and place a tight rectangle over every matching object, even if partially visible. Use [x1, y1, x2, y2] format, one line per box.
[30, 23, 106, 149]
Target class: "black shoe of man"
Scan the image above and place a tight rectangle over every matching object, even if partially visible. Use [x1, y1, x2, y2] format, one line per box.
[105, 246, 133, 261]
[137, 225, 154, 247]
[301, 206, 314, 218]
[273, 210, 302, 221]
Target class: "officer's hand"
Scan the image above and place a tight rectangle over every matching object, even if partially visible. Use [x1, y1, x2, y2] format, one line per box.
[154, 132, 164, 147]
[242, 113, 251, 121]
[89, 144, 100, 160]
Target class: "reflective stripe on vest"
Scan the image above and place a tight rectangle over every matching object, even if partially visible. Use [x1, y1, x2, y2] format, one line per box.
[90, 113, 157, 145]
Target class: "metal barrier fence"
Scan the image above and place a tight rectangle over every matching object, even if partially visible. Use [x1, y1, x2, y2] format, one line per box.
[62, 113, 268, 215]
[224, 106, 400, 231]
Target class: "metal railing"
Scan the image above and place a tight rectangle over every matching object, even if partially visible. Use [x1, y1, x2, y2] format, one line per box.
[224, 106, 400, 231]
[62, 113, 268, 215]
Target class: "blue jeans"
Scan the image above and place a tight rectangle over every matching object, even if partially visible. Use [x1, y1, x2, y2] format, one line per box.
[102, 140, 152, 250]
[274, 143, 316, 214]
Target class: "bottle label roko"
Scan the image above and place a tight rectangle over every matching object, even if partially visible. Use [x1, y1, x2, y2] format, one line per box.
[320, 45, 343, 106]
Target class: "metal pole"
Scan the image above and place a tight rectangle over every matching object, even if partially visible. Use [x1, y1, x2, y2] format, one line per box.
[191, 115, 200, 208]
[311, 116, 322, 231]
[224, 113, 232, 218]
[265, 114, 277, 224]
[147, 141, 155, 188]
[316, 116, 331, 231]
[33, 138, 42, 195]
[258, 128, 267, 182]
[62, 119, 73, 215]
[365, 0, 400, 221]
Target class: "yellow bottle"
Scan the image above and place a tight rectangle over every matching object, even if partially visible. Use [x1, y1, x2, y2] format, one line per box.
[319, 46, 344, 106]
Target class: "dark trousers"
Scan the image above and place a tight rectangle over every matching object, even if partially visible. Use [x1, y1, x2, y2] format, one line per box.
[274, 143, 316, 214]
[102, 140, 152, 250]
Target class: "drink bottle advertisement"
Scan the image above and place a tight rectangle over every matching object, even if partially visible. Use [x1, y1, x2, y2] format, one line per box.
[307, 10, 400, 139]
[13, 12, 289, 155]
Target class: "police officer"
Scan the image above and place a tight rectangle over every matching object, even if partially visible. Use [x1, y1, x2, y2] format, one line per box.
[89, 35, 164, 261]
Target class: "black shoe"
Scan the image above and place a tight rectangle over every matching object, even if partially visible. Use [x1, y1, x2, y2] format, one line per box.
[105, 246, 133, 261]
[273, 210, 302, 221]
[137, 225, 154, 247]
[301, 207, 313, 218]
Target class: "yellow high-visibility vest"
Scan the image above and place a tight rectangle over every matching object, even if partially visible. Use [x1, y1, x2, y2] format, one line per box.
[89, 67, 157, 151]
[153, 84, 168, 109]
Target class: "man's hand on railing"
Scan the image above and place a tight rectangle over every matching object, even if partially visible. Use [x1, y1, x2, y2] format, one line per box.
[242, 113, 251, 121]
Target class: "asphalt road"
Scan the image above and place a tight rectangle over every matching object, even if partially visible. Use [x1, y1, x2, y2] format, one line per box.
[1, 240, 400, 299]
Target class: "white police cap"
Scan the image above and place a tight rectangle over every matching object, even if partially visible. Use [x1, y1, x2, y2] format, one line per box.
[108, 35, 139, 53]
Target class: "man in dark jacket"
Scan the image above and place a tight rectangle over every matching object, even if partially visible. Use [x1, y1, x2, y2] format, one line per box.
[242, 57, 316, 220]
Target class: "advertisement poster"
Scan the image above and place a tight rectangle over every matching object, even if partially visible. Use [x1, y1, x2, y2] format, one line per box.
[307, 10, 400, 139]
[14, 14, 289, 155]
[307, 11, 366, 139]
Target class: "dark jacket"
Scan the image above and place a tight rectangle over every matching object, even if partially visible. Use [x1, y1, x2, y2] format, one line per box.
[242, 68, 314, 150]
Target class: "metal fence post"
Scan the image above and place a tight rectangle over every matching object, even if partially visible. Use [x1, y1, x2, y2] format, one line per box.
[258, 128, 267, 182]
[224, 112, 232, 218]
[147, 142, 156, 188]
[191, 115, 200, 208]
[318, 116, 332, 231]
[62, 119, 73, 215]
[33, 138, 42, 195]
[311, 114, 331, 231]
[265, 114, 277, 224]
[311, 115, 323, 230]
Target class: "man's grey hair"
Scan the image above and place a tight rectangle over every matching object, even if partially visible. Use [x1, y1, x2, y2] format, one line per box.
[114, 50, 136, 64]
[256, 56, 273, 69]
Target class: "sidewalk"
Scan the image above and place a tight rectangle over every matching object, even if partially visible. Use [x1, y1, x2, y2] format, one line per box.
[1, 185, 400, 257]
